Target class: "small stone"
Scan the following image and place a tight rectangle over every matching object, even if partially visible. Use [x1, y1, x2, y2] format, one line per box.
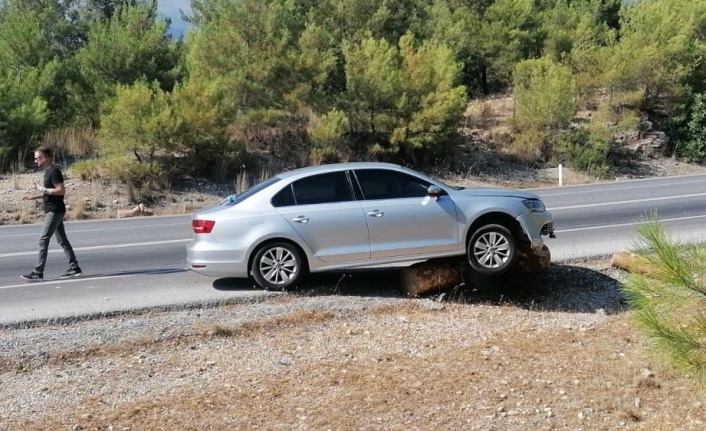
[126, 319, 145, 327]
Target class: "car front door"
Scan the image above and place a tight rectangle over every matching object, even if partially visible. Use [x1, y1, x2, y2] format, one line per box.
[353, 169, 460, 259]
[273, 171, 370, 263]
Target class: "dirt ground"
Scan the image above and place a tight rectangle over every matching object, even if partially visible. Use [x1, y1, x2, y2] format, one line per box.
[1, 261, 705, 430]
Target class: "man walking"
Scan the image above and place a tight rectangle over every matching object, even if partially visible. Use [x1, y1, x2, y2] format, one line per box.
[21, 146, 82, 280]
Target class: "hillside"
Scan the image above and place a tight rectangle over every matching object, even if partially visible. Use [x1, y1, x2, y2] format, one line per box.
[3, 96, 706, 227]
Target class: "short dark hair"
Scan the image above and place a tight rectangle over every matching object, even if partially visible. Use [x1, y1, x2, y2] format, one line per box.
[35, 146, 52, 159]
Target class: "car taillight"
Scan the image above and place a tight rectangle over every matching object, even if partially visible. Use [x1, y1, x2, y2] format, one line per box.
[192, 219, 215, 234]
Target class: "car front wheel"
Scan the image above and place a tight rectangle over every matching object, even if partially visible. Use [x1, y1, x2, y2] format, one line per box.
[251, 242, 303, 290]
[467, 224, 517, 275]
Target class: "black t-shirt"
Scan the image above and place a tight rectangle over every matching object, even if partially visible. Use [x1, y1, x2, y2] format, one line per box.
[43, 166, 66, 213]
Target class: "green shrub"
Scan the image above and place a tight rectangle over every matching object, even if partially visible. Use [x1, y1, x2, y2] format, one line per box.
[309, 109, 349, 165]
[70, 157, 165, 203]
[551, 128, 609, 178]
[676, 93, 706, 163]
[512, 58, 578, 132]
[102, 157, 164, 202]
[510, 129, 550, 162]
[69, 160, 103, 181]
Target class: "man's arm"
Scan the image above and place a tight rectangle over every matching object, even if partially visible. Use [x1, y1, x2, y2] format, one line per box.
[22, 193, 42, 201]
[23, 182, 65, 200]
[47, 182, 65, 196]
[48, 168, 66, 196]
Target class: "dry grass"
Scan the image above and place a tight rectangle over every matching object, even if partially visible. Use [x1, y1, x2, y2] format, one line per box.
[3, 300, 706, 430]
[152, 202, 202, 216]
[10, 169, 20, 190]
[45, 127, 98, 161]
[67, 196, 87, 220]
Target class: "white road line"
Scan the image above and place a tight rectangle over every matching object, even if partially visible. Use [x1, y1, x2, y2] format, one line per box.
[556, 214, 706, 233]
[0, 238, 191, 259]
[551, 192, 706, 211]
[0, 270, 185, 290]
[539, 177, 706, 196]
[0, 273, 139, 289]
[0, 222, 188, 238]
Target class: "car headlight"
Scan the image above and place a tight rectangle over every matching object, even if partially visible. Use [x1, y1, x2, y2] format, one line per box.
[523, 199, 546, 212]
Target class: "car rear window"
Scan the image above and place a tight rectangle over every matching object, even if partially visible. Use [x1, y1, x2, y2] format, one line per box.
[234, 176, 281, 204]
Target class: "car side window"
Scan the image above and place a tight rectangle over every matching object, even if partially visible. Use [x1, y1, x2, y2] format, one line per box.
[285, 172, 353, 206]
[271, 184, 296, 207]
[354, 169, 432, 200]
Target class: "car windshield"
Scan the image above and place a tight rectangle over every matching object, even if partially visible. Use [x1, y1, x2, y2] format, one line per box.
[404, 169, 461, 191]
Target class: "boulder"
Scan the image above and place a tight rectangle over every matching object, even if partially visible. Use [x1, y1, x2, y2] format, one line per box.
[515, 244, 551, 274]
[400, 245, 551, 297]
[400, 257, 465, 297]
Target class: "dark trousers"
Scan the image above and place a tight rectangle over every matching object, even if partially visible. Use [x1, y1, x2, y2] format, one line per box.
[34, 212, 78, 274]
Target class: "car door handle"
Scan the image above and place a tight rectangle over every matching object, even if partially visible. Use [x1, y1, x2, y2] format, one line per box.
[292, 216, 309, 223]
[367, 210, 384, 218]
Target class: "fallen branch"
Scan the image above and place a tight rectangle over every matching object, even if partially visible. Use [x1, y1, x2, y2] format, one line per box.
[117, 203, 154, 219]
[610, 250, 659, 275]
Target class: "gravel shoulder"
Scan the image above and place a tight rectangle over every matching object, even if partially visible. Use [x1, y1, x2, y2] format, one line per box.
[1, 261, 705, 430]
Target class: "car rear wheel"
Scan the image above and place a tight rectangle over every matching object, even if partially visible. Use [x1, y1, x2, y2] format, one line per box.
[467, 224, 517, 275]
[251, 242, 303, 290]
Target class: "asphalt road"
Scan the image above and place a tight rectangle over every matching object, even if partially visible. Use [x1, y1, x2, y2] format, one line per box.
[3, 173, 706, 326]
[0, 216, 267, 326]
[539, 174, 706, 259]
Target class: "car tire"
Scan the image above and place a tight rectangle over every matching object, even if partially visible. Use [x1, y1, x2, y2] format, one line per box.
[251, 242, 303, 290]
[467, 224, 517, 275]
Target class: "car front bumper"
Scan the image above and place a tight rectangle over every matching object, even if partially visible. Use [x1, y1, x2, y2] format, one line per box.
[517, 211, 554, 249]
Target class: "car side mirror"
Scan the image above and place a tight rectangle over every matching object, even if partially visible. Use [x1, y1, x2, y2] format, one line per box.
[426, 185, 442, 198]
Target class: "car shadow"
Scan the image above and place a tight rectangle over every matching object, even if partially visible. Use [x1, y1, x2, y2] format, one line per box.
[212, 277, 261, 291]
[211, 269, 405, 294]
[292, 268, 407, 298]
[452, 264, 627, 314]
[71, 268, 190, 279]
[287, 264, 628, 315]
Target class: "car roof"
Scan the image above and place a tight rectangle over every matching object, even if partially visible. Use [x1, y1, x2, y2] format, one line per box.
[274, 162, 404, 181]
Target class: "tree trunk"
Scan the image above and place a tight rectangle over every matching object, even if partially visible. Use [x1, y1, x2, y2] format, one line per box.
[117, 203, 154, 218]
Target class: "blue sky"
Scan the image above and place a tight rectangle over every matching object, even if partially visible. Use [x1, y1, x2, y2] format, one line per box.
[157, 0, 191, 37]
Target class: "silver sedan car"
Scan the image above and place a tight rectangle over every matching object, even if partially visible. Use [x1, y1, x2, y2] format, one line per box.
[186, 162, 554, 290]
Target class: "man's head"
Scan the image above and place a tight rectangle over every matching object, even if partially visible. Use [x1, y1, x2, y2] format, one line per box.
[33, 146, 52, 169]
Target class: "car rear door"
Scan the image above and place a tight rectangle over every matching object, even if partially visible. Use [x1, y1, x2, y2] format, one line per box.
[353, 169, 460, 259]
[273, 171, 370, 263]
